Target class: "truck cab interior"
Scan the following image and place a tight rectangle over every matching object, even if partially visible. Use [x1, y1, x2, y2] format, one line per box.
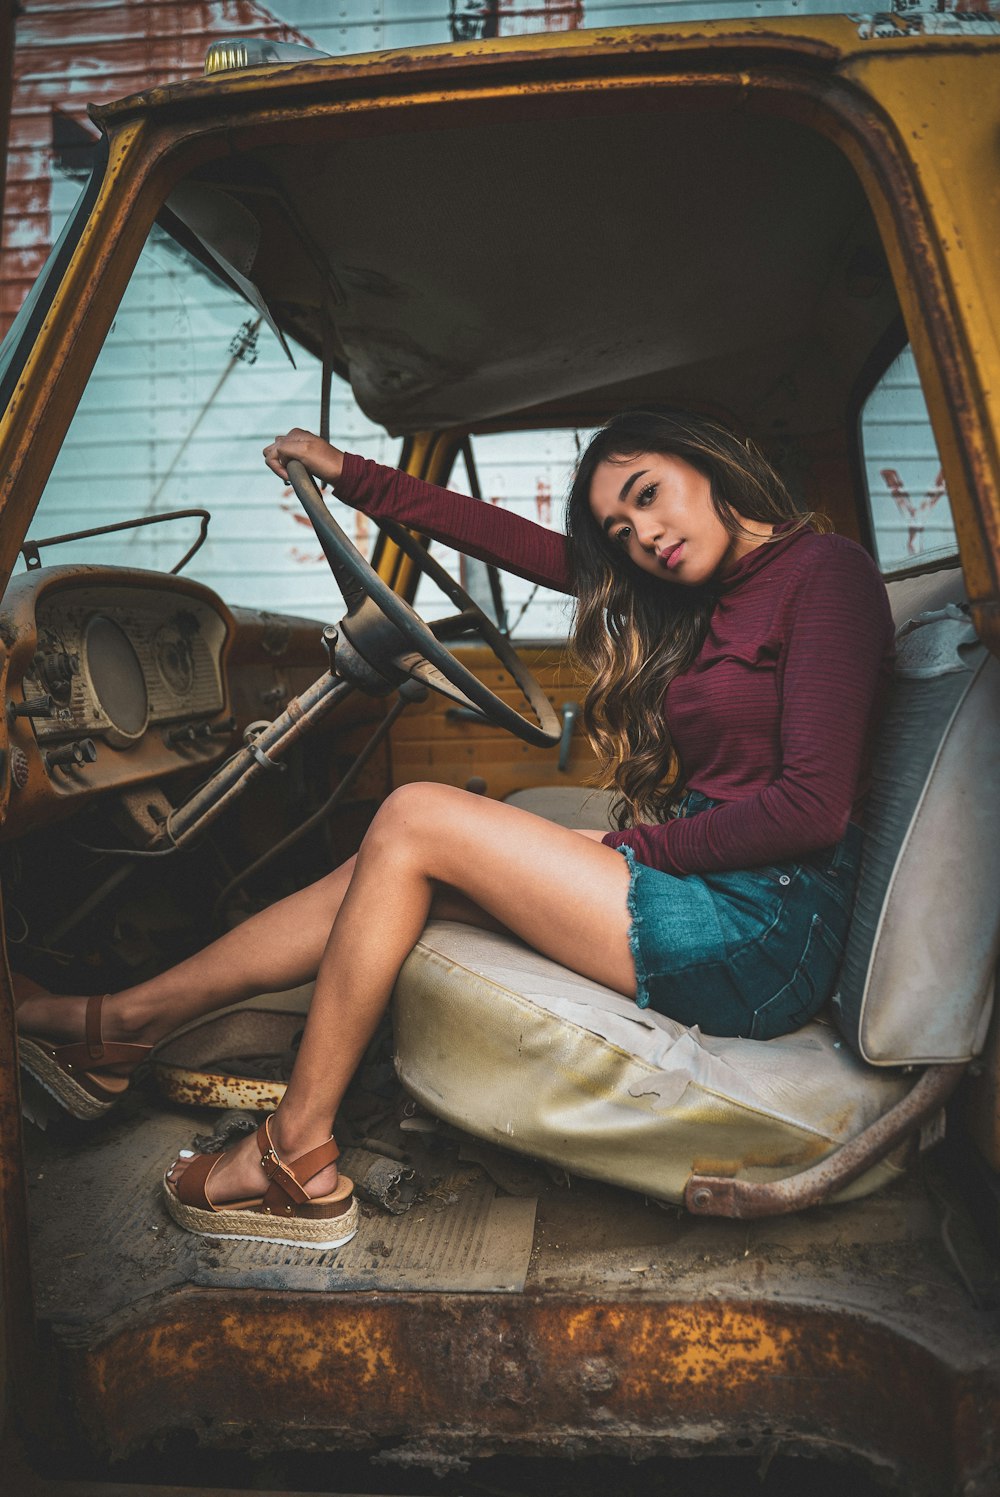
[0, 22, 998, 1496]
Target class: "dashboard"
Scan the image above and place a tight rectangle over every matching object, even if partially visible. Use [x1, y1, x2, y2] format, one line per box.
[0, 566, 236, 838]
[28, 588, 226, 749]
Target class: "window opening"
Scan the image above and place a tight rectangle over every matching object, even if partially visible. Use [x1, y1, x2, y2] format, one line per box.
[22, 221, 399, 617]
[413, 428, 584, 641]
[860, 345, 958, 573]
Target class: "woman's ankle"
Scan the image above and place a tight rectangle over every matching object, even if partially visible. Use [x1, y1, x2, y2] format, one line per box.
[265, 1110, 341, 1194]
[102, 989, 167, 1045]
[267, 1106, 333, 1157]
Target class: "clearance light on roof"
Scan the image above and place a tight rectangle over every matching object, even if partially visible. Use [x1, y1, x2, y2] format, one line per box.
[205, 38, 330, 75]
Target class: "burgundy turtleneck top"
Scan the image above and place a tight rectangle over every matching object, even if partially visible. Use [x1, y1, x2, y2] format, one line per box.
[333, 454, 895, 877]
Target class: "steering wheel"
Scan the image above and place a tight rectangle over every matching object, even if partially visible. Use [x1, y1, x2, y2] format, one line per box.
[287, 459, 562, 747]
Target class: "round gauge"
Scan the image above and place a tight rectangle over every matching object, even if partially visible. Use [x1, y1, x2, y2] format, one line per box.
[154, 624, 195, 696]
[83, 616, 149, 745]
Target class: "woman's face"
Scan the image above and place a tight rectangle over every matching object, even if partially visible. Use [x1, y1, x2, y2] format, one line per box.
[587, 450, 770, 586]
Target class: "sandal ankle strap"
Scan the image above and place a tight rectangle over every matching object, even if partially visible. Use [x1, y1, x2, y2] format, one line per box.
[85, 993, 106, 1060]
[45, 994, 151, 1072]
[256, 1116, 341, 1214]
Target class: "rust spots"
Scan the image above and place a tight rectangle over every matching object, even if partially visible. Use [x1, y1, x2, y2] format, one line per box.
[666, 1308, 797, 1386]
[151, 1061, 287, 1113]
[67, 1291, 991, 1490]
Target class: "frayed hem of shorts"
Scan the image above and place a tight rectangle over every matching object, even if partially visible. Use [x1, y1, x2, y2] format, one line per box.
[615, 843, 651, 1010]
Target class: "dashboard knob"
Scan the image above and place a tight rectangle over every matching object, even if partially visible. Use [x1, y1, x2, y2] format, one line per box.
[45, 738, 97, 772]
[36, 649, 75, 703]
[9, 693, 55, 721]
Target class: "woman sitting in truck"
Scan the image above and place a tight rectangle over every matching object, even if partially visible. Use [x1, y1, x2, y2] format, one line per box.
[16, 409, 894, 1250]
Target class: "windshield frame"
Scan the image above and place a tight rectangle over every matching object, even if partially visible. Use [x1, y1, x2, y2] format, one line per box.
[0, 136, 109, 413]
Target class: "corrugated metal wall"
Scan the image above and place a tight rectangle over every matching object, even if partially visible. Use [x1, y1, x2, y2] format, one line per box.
[1, 0, 957, 638]
[861, 347, 956, 569]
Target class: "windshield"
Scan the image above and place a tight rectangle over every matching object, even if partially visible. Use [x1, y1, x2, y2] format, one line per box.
[0, 157, 104, 411]
[18, 218, 399, 617]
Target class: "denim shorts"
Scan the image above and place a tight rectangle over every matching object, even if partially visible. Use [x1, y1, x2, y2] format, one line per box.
[616, 790, 862, 1040]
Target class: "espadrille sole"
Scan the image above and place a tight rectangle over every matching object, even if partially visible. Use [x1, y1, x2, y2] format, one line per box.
[162, 1174, 359, 1250]
[18, 1036, 118, 1121]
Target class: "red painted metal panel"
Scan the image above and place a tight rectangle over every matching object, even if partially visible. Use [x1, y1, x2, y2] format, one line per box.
[0, 0, 313, 339]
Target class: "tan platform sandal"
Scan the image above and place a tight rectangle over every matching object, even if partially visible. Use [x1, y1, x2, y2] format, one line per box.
[163, 1114, 358, 1250]
[16, 980, 153, 1122]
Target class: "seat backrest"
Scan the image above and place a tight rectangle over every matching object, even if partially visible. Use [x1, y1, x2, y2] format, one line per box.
[831, 566, 1000, 1065]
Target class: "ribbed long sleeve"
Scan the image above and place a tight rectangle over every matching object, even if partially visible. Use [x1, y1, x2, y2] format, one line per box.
[336, 453, 571, 593]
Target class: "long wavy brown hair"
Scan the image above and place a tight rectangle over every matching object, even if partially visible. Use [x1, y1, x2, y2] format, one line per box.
[565, 410, 826, 830]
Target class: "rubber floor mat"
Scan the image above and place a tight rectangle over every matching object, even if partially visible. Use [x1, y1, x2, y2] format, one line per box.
[25, 1102, 538, 1329]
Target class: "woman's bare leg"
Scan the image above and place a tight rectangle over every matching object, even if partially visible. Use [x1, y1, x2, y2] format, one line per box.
[15, 853, 505, 1048]
[169, 782, 635, 1205]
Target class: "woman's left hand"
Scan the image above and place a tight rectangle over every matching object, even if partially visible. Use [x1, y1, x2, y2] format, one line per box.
[263, 429, 345, 487]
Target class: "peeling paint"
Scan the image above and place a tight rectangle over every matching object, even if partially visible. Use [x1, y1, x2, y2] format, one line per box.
[1, 0, 314, 340]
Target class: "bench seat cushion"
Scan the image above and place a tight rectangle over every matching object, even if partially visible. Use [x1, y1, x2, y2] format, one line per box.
[394, 921, 911, 1204]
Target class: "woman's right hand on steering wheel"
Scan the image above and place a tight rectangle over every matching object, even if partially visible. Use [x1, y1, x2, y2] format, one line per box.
[264, 429, 345, 487]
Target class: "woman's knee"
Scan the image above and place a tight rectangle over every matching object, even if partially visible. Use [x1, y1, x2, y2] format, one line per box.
[367, 781, 464, 848]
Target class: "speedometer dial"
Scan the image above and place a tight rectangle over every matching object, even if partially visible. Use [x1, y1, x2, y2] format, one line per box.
[83, 615, 149, 746]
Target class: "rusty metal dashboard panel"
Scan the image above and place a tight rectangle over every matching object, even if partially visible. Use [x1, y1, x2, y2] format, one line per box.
[28, 586, 226, 743]
[0, 565, 235, 837]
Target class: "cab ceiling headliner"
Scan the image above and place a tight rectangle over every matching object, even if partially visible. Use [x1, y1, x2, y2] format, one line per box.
[191, 99, 898, 437]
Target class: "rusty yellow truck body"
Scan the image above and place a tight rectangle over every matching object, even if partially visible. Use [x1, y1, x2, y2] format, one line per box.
[0, 18, 998, 1496]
